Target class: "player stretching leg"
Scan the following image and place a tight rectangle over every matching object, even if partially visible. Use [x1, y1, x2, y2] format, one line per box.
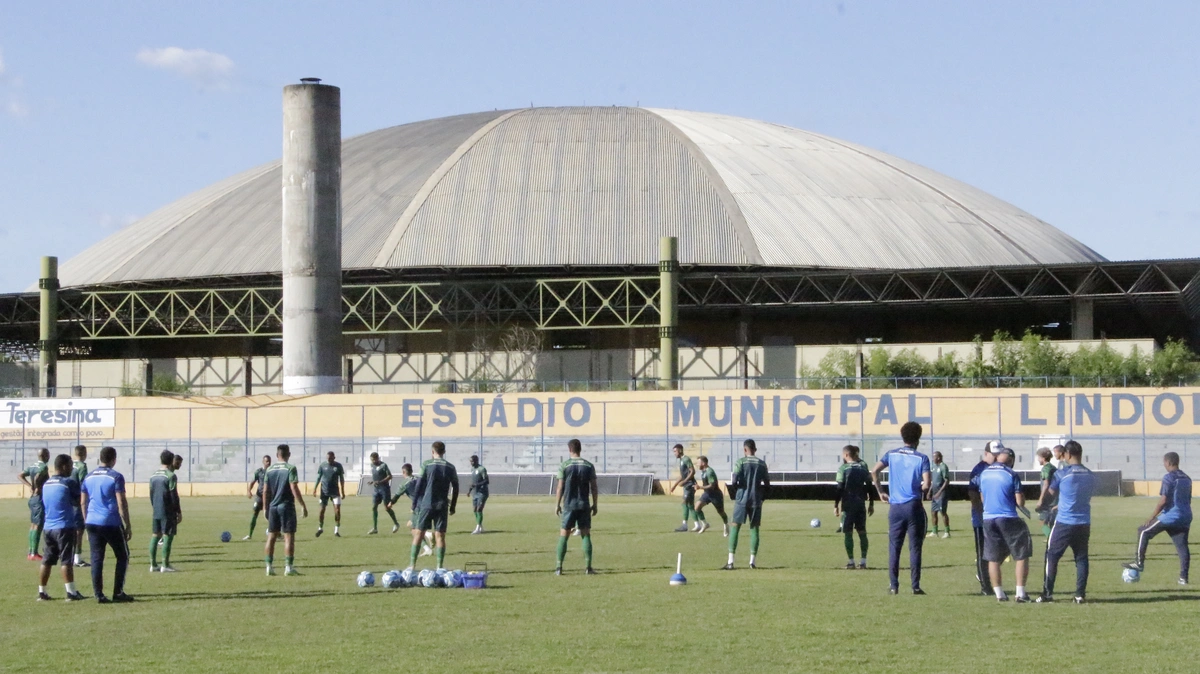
[724, 439, 769, 570]
[669, 445, 698, 532]
[407, 442, 458, 571]
[1124, 452, 1192, 585]
[313, 451, 345, 538]
[149, 451, 182, 572]
[244, 455, 270, 540]
[70, 445, 90, 567]
[1037, 440, 1095, 604]
[835, 445, 874, 569]
[37, 454, 87, 601]
[873, 422, 932, 595]
[468, 455, 489, 534]
[264, 444, 308, 576]
[368, 453, 401, 534]
[20, 448, 49, 561]
[555, 439, 598, 575]
[694, 456, 729, 536]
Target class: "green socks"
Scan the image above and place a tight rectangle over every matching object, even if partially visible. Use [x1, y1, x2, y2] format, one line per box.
[933, 526, 940, 534]
[435, 546, 445, 568]
[844, 530, 855, 559]
[1042, 525, 1051, 536]
[556, 535, 569, 565]
[409, 544, 420, 567]
[162, 535, 174, 566]
[285, 556, 293, 568]
[248, 511, 258, 536]
[149, 536, 161, 566]
[388, 509, 399, 526]
[265, 555, 273, 565]
[29, 529, 38, 554]
[582, 535, 593, 567]
[475, 511, 483, 526]
[33, 527, 42, 555]
[750, 527, 760, 555]
[859, 531, 869, 557]
[372, 508, 379, 529]
[728, 525, 741, 553]
[696, 509, 707, 522]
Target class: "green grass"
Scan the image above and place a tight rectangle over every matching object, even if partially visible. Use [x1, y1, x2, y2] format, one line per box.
[1, 496, 1197, 673]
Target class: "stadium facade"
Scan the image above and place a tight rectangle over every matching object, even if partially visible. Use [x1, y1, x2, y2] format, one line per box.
[1, 105, 1198, 396]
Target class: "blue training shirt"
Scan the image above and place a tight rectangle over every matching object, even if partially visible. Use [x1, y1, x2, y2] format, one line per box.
[82, 466, 126, 527]
[1049, 464, 1095, 526]
[975, 463, 1022, 520]
[967, 460, 989, 527]
[41, 475, 81, 531]
[879, 447, 930, 505]
[1158, 469, 1193, 527]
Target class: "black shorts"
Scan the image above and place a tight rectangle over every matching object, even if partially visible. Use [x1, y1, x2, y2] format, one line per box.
[42, 528, 75, 566]
[73, 507, 85, 530]
[931, 495, 948, 513]
[842, 505, 867, 533]
[698, 490, 724, 510]
[373, 488, 391, 506]
[152, 516, 178, 537]
[252, 495, 263, 512]
[561, 508, 592, 531]
[29, 495, 44, 525]
[319, 492, 341, 507]
[983, 517, 1033, 562]
[472, 492, 488, 510]
[267, 503, 297, 534]
[413, 506, 449, 533]
[733, 502, 762, 528]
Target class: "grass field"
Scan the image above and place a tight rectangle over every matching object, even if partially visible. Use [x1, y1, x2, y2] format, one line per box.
[1, 495, 1197, 673]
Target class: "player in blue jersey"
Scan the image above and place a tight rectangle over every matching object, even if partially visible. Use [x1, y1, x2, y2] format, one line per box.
[37, 455, 87, 601]
[81, 446, 133, 603]
[967, 444, 997, 595]
[1036, 440, 1094, 604]
[872, 422, 931, 595]
[974, 444, 1033, 602]
[1124, 452, 1192, 585]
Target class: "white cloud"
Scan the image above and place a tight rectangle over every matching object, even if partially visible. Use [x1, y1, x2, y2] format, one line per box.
[136, 47, 234, 88]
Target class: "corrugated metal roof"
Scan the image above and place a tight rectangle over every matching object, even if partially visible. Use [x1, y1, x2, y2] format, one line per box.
[57, 106, 1103, 288]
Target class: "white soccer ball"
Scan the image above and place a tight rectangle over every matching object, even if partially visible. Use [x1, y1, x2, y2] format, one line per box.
[381, 570, 403, 589]
[1122, 568, 1141, 584]
[418, 568, 439, 588]
[399, 568, 418, 587]
[810, 518, 821, 529]
[356, 570, 375, 588]
[441, 569, 464, 588]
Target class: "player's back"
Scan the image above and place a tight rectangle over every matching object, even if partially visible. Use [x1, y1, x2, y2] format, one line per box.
[558, 458, 595, 511]
[149, 469, 174, 515]
[1160, 470, 1193, 525]
[265, 463, 297, 507]
[977, 464, 1020, 519]
[416, 458, 457, 509]
[72, 460, 88, 483]
[42, 475, 80, 529]
[733, 456, 769, 504]
[881, 447, 929, 504]
[1053, 464, 1095, 525]
[839, 461, 872, 506]
[83, 467, 124, 526]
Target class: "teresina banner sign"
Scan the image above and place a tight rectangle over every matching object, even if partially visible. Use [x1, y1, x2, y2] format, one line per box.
[1, 398, 116, 440]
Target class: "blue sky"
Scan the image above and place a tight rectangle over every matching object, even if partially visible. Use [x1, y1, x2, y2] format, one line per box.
[1, 1, 1197, 291]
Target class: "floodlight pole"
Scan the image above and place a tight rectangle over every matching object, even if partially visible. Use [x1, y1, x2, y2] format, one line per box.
[38, 256, 58, 398]
[659, 237, 678, 390]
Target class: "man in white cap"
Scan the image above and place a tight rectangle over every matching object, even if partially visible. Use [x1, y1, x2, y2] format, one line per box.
[972, 442, 1033, 602]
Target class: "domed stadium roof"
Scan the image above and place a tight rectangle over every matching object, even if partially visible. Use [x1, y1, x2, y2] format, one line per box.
[59, 106, 1104, 287]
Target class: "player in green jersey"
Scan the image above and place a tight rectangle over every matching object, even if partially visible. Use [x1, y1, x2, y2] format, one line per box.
[263, 444, 308, 576]
[71, 445, 90, 567]
[694, 456, 729, 536]
[724, 439, 770, 570]
[834, 445, 875, 569]
[928, 451, 951, 538]
[20, 448, 50, 561]
[313, 451, 345, 537]
[669, 444, 698, 532]
[1035, 447, 1058, 536]
[244, 455, 271, 540]
[555, 439, 598, 575]
[407, 442, 459, 571]
[468, 455, 489, 534]
[367, 452, 401, 534]
[148, 451, 182, 572]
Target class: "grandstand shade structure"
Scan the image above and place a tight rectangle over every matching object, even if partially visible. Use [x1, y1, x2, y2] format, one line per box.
[0, 106, 1197, 359]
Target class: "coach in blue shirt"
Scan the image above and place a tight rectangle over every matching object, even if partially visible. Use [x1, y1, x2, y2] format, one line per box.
[967, 444, 997, 595]
[37, 454, 87, 602]
[974, 444, 1033, 602]
[1036, 440, 1095, 603]
[872, 421, 932, 595]
[81, 446, 133, 603]
[1125, 452, 1192, 584]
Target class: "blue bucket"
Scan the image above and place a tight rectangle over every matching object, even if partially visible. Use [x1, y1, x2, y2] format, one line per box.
[463, 562, 488, 589]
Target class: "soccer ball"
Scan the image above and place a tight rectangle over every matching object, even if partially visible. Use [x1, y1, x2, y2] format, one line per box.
[1122, 568, 1141, 583]
[441, 569, 464, 588]
[400, 568, 418, 586]
[220, 531, 232, 543]
[418, 568, 440, 588]
[810, 518, 821, 529]
[357, 571, 376, 588]
[381, 570, 403, 589]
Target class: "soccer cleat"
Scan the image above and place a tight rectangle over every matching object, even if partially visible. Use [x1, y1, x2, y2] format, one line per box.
[95, 595, 111, 604]
[150, 565, 158, 573]
[392, 524, 400, 534]
[941, 532, 951, 539]
[37, 592, 52, 601]
[926, 531, 937, 538]
[997, 594, 1010, 602]
[554, 567, 563, 576]
[721, 563, 735, 570]
[845, 561, 857, 570]
[420, 544, 433, 557]
[1122, 561, 1143, 572]
[888, 587, 898, 595]
[266, 567, 276, 576]
[912, 588, 926, 596]
[315, 528, 323, 538]
[1179, 578, 1189, 586]
[722, 524, 729, 537]
[571, 529, 580, 537]
[749, 562, 757, 569]
[29, 553, 43, 562]
[673, 525, 689, 532]
[285, 567, 299, 576]
[1015, 595, 1030, 604]
[1036, 595, 1054, 603]
[334, 531, 341, 537]
[1073, 596, 1086, 604]
[858, 562, 868, 570]
[367, 529, 378, 535]
[65, 591, 87, 602]
[159, 566, 177, 573]
[112, 592, 135, 603]
[242, 535, 252, 541]
[692, 522, 702, 532]
[697, 522, 709, 534]
[835, 525, 843, 533]
[586, 567, 597, 575]
[471, 526, 481, 535]
[74, 560, 90, 568]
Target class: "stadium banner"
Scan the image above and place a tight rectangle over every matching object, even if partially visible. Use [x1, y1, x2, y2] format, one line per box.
[114, 388, 1200, 440]
[1, 398, 116, 440]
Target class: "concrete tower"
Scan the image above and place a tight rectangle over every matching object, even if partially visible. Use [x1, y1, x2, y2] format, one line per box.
[282, 78, 343, 395]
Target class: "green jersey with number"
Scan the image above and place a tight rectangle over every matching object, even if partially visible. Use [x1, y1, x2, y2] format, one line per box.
[557, 457, 595, 511]
[414, 458, 458, 510]
[266, 463, 299, 508]
[836, 460, 872, 508]
[732, 456, 770, 505]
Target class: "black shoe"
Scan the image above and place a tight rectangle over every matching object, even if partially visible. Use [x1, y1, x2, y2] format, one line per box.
[749, 562, 757, 569]
[334, 531, 341, 537]
[673, 525, 689, 533]
[1014, 594, 1030, 603]
[1122, 562, 1143, 571]
[95, 595, 110, 604]
[997, 595, 1010, 602]
[835, 525, 843, 533]
[912, 588, 926, 596]
[112, 592, 135, 603]
[845, 561, 856, 569]
[1073, 596, 1086, 604]
[66, 591, 87, 602]
[554, 567, 562, 576]
[37, 592, 52, 601]
[586, 567, 597, 575]
[1036, 594, 1054, 603]
[721, 563, 735, 570]
[315, 528, 323, 538]
[888, 587, 898, 595]
[858, 562, 868, 570]
[74, 560, 91, 568]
